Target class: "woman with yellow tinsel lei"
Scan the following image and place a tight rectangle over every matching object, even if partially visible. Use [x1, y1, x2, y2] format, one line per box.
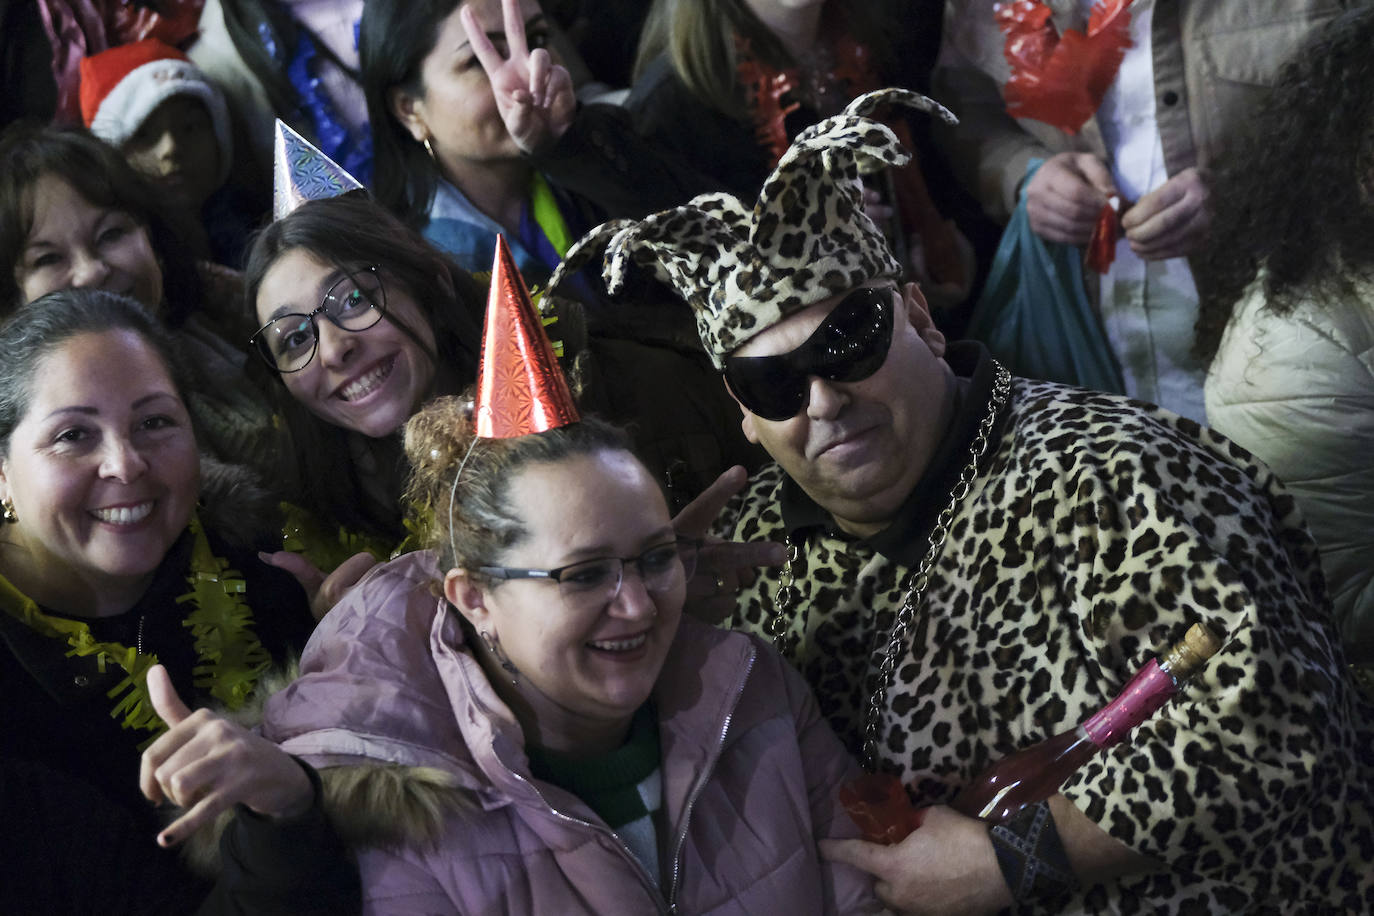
[0, 290, 357, 914]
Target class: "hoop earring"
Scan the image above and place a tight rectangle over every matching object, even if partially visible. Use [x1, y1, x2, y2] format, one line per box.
[480, 630, 520, 686]
[2, 499, 15, 523]
[422, 137, 436, 162]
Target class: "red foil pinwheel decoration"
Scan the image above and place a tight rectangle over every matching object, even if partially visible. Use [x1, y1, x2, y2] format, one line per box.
[996, 0, 1135, 134]
[839, 772, 928, 845]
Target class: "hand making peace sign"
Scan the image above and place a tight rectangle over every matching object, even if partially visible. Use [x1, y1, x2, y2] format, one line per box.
[461, 0, 577, 155]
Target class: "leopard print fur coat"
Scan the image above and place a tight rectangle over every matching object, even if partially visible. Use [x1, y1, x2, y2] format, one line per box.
[717, 373, 1374, 913]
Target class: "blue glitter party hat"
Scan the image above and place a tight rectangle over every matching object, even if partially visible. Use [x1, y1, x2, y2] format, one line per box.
[272, 119, 364, 220]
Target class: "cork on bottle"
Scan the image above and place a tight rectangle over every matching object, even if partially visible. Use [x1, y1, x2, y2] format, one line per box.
[1159, 623, 1223, 679]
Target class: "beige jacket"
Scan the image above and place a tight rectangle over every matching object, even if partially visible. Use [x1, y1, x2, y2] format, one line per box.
[933, 0, 1352, 221]
[1205, 278, 1374, 666]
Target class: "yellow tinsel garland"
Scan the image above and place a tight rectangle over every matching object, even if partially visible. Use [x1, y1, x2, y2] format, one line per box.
[279, 502, 420, 573]
[177, 516, 271, 709]
[0, 516, 270, 741]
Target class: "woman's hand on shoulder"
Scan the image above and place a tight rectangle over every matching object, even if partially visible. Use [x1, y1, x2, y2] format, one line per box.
[138, 665, 314, 847]
[462, 0, 576, 155]
[260, 549, 379, 621]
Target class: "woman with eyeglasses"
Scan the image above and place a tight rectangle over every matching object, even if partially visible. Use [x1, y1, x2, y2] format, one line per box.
[247, 192, 766, 581]
[260, 393, 879, 914]
[244, 192, 486, 554]
[0, 288, 357, 914]
[0, 123, 284, 479]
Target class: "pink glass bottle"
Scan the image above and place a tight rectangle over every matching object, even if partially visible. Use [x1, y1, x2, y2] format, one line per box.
[951, 623, 1222, 824]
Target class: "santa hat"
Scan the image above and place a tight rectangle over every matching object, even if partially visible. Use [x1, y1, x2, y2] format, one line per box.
[543, 88, 956, 369]
[79, 38, 233, 187]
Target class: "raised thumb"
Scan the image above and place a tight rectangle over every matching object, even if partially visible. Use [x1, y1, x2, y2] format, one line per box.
[147, 663, 192, 728]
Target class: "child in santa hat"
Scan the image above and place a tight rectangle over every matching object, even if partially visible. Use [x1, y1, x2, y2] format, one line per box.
[80, 38, 259, 267]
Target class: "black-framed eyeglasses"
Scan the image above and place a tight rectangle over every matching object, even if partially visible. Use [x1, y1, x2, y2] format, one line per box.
[479, 538, 700, 610]
[723, 286, 895, 421]
[249, 265, 387, 373]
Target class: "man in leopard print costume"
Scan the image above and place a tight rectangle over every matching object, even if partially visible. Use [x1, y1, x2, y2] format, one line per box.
[548, 89, 1374, 913]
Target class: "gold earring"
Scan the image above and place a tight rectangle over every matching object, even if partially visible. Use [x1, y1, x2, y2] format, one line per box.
[422, 137, 436, 161]
[2, 499, 15, 523]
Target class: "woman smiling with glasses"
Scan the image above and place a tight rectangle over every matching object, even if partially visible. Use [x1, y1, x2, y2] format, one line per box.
[250, 265, 388, 375]
[244, 193, 485, 549]
[261, 394, 879, 914]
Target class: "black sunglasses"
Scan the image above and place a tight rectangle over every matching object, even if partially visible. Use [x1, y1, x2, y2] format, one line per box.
[724, 286, 895, 421]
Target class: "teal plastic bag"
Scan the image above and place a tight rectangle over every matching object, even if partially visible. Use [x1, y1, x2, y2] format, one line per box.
[965, 159, 1125, 394]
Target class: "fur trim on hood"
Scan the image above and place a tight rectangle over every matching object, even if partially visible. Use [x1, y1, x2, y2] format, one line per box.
[175, 660, 476, 876]
[320, 764, 474, 852]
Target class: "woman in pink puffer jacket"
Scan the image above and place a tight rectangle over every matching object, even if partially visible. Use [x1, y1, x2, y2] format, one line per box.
[262, 398, 880, 915]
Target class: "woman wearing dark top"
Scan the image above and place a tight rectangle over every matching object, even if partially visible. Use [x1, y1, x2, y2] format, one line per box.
[360, 0, 713, 294]
[0, 289, 357, 915]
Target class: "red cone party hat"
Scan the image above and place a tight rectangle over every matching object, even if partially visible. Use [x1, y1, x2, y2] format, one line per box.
[475, 236, 579, 438]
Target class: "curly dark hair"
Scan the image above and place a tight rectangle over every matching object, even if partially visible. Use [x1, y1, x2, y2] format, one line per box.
[1194, 6, 1374, 363]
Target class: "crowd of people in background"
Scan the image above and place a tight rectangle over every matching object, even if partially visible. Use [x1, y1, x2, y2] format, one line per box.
[2, 1, 1372, 914]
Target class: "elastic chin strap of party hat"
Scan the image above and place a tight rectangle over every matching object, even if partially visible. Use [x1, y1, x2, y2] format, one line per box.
[447, 435, 481, 572]
[449, 234, 581, 563]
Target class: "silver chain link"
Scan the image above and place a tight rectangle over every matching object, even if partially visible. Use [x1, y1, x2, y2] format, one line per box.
[767, 540, 803, 653]
[862, 363, 1010, 768]
[764, 364, 1013, 767]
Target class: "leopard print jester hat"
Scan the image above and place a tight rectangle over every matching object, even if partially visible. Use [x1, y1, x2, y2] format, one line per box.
[545, 87, 957, 368]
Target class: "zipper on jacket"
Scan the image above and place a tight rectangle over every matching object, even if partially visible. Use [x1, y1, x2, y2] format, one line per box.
[505, 762, 672, 915]
[665, 648, 757, 912]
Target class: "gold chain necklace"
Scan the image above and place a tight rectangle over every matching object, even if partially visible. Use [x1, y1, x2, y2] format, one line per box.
[768, 363, 1012, 769]
[0, 516, 271, 743]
